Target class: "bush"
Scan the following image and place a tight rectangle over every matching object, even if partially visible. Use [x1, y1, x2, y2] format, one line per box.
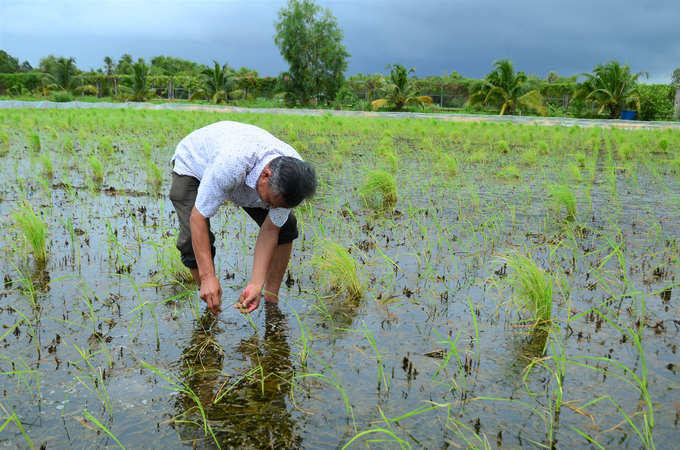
[638, 84, 676, 121]
[52, 91, 75, 102]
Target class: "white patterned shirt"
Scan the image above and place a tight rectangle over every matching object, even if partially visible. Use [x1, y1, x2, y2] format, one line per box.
[171, 121, 302, 227]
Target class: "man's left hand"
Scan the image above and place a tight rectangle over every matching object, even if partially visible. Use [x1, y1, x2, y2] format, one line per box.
[235, 283, 262, 313]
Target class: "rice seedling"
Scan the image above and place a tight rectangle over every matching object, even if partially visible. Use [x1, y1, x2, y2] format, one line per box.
[0, 130, 9, 153]
[150, 234, 193, 285]
[495, 140, 510, 153]
[145, 160, 163, 190]
[468, 150, 487, 164]
[99, 136, 114, 157]
[618, 142, 635, 160]
[39, 153, 53, 177]
[521, 148, 537, 165]
[11, 201, 48, 263]
[537, 141, 549, 155]
[499, 164, 520, 180]
[88, 155, 104, 182]
[28, 132, 41, 152]
[549, 184, 576, 219]
[358, 170, 397, 207]
[310, 238, 362, 298]
[439, 154, 458, 177]
[499, 252, 554, 327]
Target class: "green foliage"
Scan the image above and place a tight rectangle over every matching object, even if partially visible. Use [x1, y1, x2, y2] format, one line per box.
[469, 59, 546, 116]
[637, 84, 676, 121]
[0, 130, 9, 150]
[671, 68, 680, 85]
[550, 184, 576, 219]
[310, 238, 362, 298]
[0, 50, 21, 74]
[52, 90, 75, 102]
[189, 60, 235, 104]
[28, 132, 41, 152]
[39, 154, 53, 177]
[88, 155, 104, 182]
[120, 62, 157, 102]
[149, 55, 204, 76]
[333, 86, 358, 109]
[274, 0, 350, 104]
[43, 56, 98, 95]
[371, 64, 433, 112]
[574, 61, 648, 119]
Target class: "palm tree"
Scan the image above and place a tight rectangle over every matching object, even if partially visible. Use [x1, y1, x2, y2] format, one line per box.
[43, 56, 97, 95]
[120, 61, 157, 102]
[103, 56, 114, 75]
[574, 61, 648, 119]
[189, 60, 236, 104]
[371, 64, 432, 111]
[468, 59, 546, 116]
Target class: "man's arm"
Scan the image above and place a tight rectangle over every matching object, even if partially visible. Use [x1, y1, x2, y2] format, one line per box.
[236, 213, 281, 313]
[190, 205, 222, 316]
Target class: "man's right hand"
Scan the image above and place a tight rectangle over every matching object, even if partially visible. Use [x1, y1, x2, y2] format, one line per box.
[199, 274, 223, 316]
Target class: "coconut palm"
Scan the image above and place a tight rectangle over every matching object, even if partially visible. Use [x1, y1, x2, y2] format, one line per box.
[469, 59, 546, 116]
[43, 56, 97, 95]
[189, 60, 236, 104]
[103, 56, 114, 75]
[119, 61, 157, 102]
[371, 64, 432, 111]
[574, 61, 648, 119]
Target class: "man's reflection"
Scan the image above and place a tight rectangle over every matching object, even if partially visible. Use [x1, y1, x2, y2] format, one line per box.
[174, 303, 302, 449]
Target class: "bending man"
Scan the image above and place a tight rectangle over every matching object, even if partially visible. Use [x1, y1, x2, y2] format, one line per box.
[169, 121, 317, 316]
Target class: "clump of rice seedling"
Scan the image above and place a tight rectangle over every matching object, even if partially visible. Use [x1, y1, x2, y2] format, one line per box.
[62, 136, 74, 152]
[380, 150, 398, 173]
[358, 170, 397, 207]
[140, 141, 152, 159]
[310, 239, 362, 299]
[12, 201, 48, 263]
[521, 148, 538, 166]
[501, 252, 554, 327]
[0, 130, 10, 151]
[574, 151, 586, 168]
[618, 142, 635, 160]
[440, 154, 458, 177]
[287, 130, 299, 142]
[39, 154, 53, 177]
[28, 132, 41, 152]
[550, 184, 576, 219]
[499, 164, 520, 180]
[152, 234, 193, 285]
[99, 136, 113, 157]
[552, 133, 564, 149]
[88, 155, 104, 182]
[312, 136, 328, 145]
[495, 140, 510, 153]
[657, 137, 668, 152]
[145, 160, 163, 189]
[537, 141, 549, 155]
[566, 164, 582, 183]
[468, 151, 487, 164]
[462, 139, 472, 151]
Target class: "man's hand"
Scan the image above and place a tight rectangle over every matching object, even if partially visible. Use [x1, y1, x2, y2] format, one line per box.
[200, 274, 223, 316]
[235, 283, 262, 313]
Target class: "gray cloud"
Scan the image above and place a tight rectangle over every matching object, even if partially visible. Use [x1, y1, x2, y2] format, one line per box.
[1, 0, 678, 83]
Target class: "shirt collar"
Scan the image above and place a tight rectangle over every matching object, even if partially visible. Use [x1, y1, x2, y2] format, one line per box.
[245, 154, 279, 192]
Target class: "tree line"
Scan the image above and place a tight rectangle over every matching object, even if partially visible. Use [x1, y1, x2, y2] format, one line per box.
[1, 0, 679, 120]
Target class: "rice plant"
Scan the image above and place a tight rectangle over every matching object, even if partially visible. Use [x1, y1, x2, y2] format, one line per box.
[550, 184, 576, 219]
[440, 154, 458, 177]
[310, 238, 362, 298]
[145, 160, 163, 190]
[39, 154, 53, 177]
[151, 234, 193, 285]
[11, 201, 48, 263]
[0, 130, 9, 153]
[28, 132, 41, 152]
[501, 252, 554, 327]
[618, 142, 635, 160]
[358, 170, 397, 207]
[88, 155, 104, 182]
[495, 140, 510, 153]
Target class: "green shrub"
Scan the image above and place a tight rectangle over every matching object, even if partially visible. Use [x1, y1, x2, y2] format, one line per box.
[638, 84, 676, 121]
[52, 91, 75, 103]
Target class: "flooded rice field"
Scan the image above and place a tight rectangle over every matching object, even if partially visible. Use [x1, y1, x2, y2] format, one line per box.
[0, 109, 679, 449]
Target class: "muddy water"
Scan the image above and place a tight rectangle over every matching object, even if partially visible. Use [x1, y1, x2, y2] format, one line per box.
[0, 111, 679, 449]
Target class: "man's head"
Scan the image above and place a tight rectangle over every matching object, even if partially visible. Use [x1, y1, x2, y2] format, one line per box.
[257, 156, 317, 208]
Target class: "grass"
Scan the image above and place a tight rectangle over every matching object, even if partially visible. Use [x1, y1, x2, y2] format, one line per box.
[310, 238, 362, 299]
[87, 155, 104, 182]
[550, 184, 576, 219]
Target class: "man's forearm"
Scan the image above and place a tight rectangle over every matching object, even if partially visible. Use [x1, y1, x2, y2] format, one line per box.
[190, 206, 216, 280]
[250, 217, 280, 289]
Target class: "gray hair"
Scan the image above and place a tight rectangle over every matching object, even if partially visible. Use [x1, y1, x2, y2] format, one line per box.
[268, 156, 318, 208]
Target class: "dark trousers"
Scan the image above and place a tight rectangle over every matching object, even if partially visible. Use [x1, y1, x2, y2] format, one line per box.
[169, 172, 299, 269]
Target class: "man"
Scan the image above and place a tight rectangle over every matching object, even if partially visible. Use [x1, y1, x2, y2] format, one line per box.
[169, 120, 317, 316]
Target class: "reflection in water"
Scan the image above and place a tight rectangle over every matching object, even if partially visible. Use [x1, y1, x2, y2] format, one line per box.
[174, 303, 302, 449]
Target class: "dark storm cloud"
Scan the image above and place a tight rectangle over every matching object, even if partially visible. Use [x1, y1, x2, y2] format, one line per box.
[1, 0, 678, 83]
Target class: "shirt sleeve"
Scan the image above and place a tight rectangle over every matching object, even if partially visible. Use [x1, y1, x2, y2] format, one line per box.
[195, 164, 243, 218]
[268, 207, 291, 227]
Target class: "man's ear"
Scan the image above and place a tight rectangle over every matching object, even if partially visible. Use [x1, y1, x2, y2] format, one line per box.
[260, 167, 272, 182]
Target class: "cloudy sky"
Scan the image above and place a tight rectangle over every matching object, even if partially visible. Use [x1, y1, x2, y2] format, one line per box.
[1, 0, 679, 83]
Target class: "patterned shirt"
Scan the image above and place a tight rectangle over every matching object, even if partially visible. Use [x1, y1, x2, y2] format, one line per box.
[171, 121, 302, 227]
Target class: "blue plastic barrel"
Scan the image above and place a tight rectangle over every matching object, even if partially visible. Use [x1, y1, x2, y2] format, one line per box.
[620, 110, 637, 120]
